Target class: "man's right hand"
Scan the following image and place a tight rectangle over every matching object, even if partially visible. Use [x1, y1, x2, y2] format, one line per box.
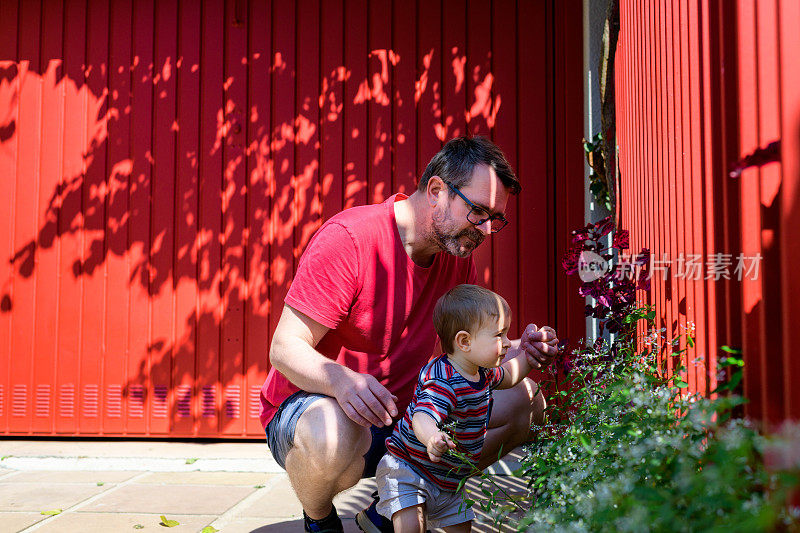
[334, 370, 398, 428]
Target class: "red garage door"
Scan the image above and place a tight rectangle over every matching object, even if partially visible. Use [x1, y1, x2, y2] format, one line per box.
[0, 0, 584, 438]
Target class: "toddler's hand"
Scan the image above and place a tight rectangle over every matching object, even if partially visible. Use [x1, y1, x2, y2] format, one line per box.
[426, 432, 456, 462]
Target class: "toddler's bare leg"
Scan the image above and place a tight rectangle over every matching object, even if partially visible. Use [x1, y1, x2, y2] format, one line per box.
[391, 503, 426, 533]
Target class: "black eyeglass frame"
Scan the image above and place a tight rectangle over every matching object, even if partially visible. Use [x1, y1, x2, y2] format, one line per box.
[444, 181, 509, 233]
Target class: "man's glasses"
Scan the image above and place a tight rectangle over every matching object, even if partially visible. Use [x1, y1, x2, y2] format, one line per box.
[445, 182, 509, 233]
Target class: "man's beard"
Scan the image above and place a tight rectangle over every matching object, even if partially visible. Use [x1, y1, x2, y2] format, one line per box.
[431, 217, 485, 258]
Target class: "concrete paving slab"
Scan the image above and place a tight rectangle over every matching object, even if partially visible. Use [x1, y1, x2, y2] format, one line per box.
[6, 470, 142, 484]
[332, 477, 377, 518]
[79, 483, 254, 515]
[465, 474, 529, 498]
[0, 439, 532, 532]
[137, 471, 270, 486]
[32, 512, 218, 532]
[0, 511, 49, 531]
[0, 456, 280, 473]
[229, 517, 305, 532]
[0, 440, 267, 459]
[217, 516, 364, 532]
[0, 483, 107, 512]
[232, 475, 303, 518]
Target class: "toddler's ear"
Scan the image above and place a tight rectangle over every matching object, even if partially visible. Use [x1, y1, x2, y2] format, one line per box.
[454, 330, 471, 352]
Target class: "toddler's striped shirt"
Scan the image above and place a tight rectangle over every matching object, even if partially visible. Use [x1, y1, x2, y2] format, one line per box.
[385, 354, 504, 490]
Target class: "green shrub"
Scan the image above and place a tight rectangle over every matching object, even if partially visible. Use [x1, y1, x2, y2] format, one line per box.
[508, 324, 800, 532]
[457, 311, 799, 532]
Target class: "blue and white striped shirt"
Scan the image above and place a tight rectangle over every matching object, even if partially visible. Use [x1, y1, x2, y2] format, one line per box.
[386, 354, 504, 490]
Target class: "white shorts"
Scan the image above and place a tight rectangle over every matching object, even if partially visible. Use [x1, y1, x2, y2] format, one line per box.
[375, 453, 475, 529]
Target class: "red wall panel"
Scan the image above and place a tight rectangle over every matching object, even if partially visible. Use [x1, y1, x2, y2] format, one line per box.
[616, 0, 800, 423]
[0, 0, 584, 438]
[778, 0, 800, 419]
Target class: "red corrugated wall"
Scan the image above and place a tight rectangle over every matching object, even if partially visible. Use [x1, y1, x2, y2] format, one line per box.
[0, 0, 585, 437]
[615, 0, 800, 424]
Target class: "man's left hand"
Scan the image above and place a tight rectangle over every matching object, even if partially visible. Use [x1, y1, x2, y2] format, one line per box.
[520, 324, 559, 369]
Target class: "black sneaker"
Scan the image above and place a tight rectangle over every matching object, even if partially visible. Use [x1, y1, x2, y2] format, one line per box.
[304, 505, 344, 533]
[355, 492, 394, 533]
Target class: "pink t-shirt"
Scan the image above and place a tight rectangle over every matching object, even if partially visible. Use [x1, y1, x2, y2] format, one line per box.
[260, 194, 477, 428]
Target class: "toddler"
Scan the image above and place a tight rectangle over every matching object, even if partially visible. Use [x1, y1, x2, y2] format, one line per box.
[369, 284, 543, 532]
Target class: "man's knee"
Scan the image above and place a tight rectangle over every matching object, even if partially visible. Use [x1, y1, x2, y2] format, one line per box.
[524, 378, 547, 427]
[291, 398, 372, 472]
[502, 378, 546, 434]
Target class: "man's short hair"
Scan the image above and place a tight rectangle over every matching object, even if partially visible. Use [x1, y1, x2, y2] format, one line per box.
[417, 136, 521, 195]
[433, 284, 511, 354]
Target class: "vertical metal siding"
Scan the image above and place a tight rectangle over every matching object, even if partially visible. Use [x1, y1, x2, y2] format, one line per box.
[778, 0, 800, 419]
[0, 0, 585, 437]
[616, 0, 800, 423]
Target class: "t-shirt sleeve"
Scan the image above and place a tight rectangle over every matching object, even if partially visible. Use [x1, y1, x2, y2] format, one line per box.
[284, 222, 359, 329]
[412, 378, 457, 427]
[487, 366, 505, 391]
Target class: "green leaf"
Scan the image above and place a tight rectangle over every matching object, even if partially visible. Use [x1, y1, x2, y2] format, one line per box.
[133, 525, 144, 530]
[96, 482, 105, 486]
[254, 484, 265, 489]
[687, 335, 695, 348]
[720, 345, 743, 355]
[578, 434, 593, 453]
[727, 371, 743, 390]
[721, 356, 744, 367]
[201, 527, 219, 533]
[160, 515, 180, 527]
[674, 379, 688, 388]
[185, 458, 198, 464]
[0, 455, 10, 460]
[41, 509, 62, 516]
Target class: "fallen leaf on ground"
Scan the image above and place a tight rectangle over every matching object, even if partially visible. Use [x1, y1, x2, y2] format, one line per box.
[160, 515, 179, 527]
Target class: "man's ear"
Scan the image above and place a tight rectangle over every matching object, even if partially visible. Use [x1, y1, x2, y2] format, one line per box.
[426, 175, 446, 206]
[454, 330, 471, 352]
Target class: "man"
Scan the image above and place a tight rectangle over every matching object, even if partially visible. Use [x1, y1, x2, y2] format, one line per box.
[260, 136, 559, 532]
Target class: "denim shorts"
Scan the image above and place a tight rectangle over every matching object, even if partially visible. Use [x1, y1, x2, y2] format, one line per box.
[265, 390, 394, 477]
[375, 453, 475, 527]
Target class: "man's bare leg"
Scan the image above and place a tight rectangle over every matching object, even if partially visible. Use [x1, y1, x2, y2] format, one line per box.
[479, 377, 545, 470]
[284, 397, 372, 519]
